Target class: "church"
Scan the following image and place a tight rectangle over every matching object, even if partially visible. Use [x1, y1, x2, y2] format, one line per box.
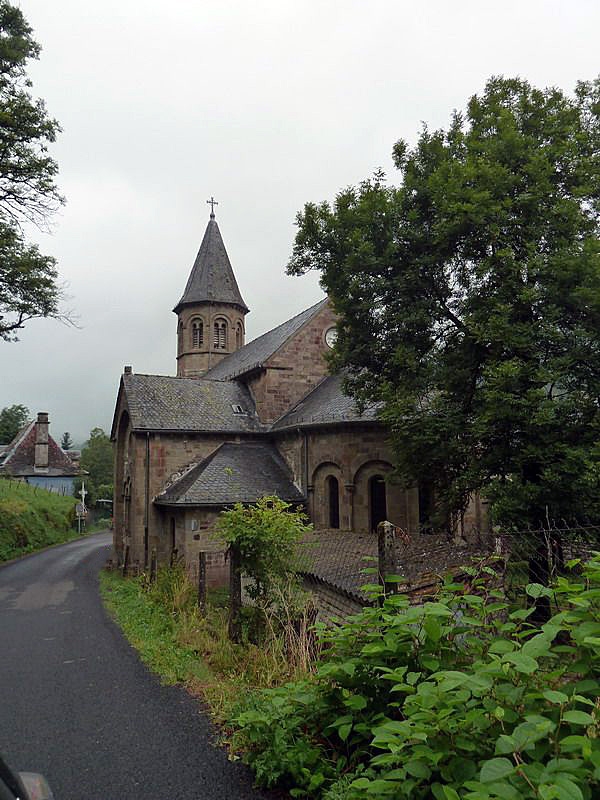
[111, 207, 471, 580]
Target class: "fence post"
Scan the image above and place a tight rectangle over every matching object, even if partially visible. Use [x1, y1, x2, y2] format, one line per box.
[198, 551, 207, 615]
[228, 543, 242, 643]
[378, 520, 398, 603]
[122, 545, 130, 577]
[150, 548, 157, 582]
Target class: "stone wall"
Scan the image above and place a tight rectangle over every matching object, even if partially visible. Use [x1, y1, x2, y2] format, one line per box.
[274, 424, 420, 533]
[248, 303, 337, 423]
[302, 575, 365, 623]
[113, 395, 259, 566]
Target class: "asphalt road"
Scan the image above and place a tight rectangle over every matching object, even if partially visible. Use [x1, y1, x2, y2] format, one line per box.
[0, 533, 272, 800]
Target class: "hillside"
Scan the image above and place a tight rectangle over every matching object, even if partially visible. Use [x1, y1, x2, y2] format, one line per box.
[0, 479, 78, 561]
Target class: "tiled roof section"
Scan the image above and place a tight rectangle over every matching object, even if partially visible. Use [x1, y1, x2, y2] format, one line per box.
[0, 421, 80, 477]
[173, 218, 248, 313]
[155, 441, 304, 506]
[300, 531, 493, 603]
[121, 373, 264, 433]
[272, 373, 381, 430]
[204, 298, 328, 381]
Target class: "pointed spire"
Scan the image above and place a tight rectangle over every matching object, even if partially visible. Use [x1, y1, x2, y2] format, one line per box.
[173, 212, 249, 314]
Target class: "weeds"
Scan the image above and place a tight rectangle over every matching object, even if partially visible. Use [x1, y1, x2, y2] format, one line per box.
[100, 563, 316, 722]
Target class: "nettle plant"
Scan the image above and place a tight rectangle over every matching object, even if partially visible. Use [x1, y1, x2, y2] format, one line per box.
[232, 557, 600, 799]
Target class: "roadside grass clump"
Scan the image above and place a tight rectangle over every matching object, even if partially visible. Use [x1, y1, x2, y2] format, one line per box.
[0, 478, 78, 561]
[230, 556, 600, 799]
[100, 561, 316, 721]
[100, 567, 210, 685]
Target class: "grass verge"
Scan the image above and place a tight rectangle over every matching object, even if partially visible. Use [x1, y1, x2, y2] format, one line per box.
[99, 565, 310, 722]
[99, 569, 212, 686]
[0, 478, 80, 562]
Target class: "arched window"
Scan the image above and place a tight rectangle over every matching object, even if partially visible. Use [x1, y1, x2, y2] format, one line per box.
[213, 319, 227, 349]
[235, 322, 243, 349]
[191, 319, 203, 348]
[327, 476, 340, 529]
[177, 321, 183, 355]
[369, 475, 387, 532]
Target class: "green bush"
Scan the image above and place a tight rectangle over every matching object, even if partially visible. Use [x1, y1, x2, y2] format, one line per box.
[213, 496, 311, 611]
[231, 557, 600, 799]
[0, 479, 77, 560]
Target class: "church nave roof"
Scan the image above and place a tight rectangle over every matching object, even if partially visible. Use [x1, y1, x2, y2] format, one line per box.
[117, 373, 263, 434]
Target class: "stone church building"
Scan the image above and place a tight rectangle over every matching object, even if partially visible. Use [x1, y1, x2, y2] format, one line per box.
[111, 210, 480, 577]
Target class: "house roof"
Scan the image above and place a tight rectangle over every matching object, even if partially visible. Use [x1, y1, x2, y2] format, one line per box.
[204, 298, 328, 381]
[272, 373, 381, 430]
[118, 373, 264, 434]
[173, 216, 249, 314]
[0, 421, 80, 477]
[155, 441, 304, 506]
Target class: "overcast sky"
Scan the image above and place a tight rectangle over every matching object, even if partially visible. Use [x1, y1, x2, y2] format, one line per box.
[0, 0, 598, 445]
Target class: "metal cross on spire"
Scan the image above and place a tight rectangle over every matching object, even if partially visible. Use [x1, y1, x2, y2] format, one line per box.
[207, 196, 218, 218]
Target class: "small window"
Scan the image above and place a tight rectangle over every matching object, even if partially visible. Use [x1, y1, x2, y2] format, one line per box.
[235, 322, 243, 349]
[213, 320, 227, 349]
[177, 321, 183, 355]
[192, 319, 203, 348]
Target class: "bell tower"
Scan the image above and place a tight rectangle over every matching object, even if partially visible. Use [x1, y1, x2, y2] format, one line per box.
[174, 200, 249, 377]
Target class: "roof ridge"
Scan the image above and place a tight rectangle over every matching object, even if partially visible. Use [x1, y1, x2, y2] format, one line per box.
[0, 419, 35, 463]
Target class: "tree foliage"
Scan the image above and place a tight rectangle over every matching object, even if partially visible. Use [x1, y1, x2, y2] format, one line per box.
[288, 76, 600, 527]
[0, 402, 28, 443]
[60, 431, 72, 450]
[0, 1, 64, 341]
[214, 496, 311, 607]
[76, 427, 113, 504]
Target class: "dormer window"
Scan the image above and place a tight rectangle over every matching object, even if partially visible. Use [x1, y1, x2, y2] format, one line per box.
[214, 319, 227, 350]
[231, 404, 245, 415]
[191, 319, 203, 348]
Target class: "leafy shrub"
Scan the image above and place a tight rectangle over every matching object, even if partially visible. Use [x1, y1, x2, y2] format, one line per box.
[214, 496, 311, 606]
[231, 556, 600, 799]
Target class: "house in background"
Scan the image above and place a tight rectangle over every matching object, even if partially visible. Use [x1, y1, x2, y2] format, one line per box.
[0, 412, 82, 495]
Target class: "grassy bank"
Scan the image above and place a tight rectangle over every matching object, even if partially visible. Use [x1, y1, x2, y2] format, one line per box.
[99, 566, 310, 722]
[0, 478, 79, 561]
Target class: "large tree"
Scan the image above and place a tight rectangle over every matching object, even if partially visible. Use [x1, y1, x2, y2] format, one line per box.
[0, 403, 28, 443]
[75, 427, 113, 505]
[288, 77, 600, 528]
[0, 1, 64, 341]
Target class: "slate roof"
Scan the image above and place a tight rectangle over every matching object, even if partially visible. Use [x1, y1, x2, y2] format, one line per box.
[119, 373, 264, 433]
[0, 421, 80, 477]
[155, 441, 304, 506]
[173, 217, 249, 314]
[272, 373, 381, 430]
[204, 298, 328, 381]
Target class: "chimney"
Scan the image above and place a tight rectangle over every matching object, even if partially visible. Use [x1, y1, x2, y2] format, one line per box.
[34, 412, 49, 472]
[124, 365, 132, 374]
